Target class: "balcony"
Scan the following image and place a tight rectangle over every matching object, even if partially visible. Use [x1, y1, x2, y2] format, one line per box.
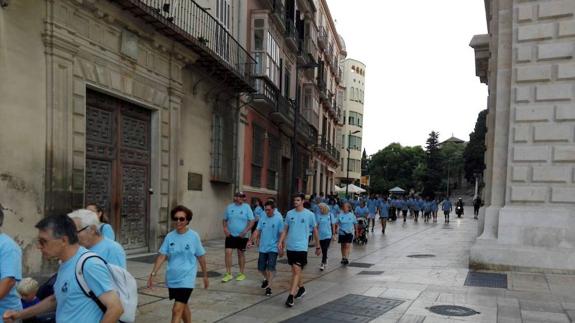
[317, 79, 327, 100]
[115, 0, 255, 93]
[318, 136, 340, 164]
[317, 26, 328, 50]
[271, 0, 286, 31]
[297, 37, 318, 67]
[285, 19, 298, 52]
[302, 107, 319, 131]
[335, 65, 343, 83]
[252, 77, 278, 114]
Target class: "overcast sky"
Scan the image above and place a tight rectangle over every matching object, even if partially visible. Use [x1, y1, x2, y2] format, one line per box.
[327, 0, 489, 155]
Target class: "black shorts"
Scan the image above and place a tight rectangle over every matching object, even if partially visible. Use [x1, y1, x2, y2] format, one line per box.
[168, 288, 193, 304]
[286, 250, 308, 268]
[338, 233, 353, 244]
[225, 236, 249, 250]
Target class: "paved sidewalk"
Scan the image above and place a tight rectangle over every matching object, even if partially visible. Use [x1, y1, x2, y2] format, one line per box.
[130, 208, 575, 322]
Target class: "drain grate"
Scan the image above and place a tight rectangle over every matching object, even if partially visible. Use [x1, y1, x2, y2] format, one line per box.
[427, 305, 480, 317]
[407, 254, 436, 258]
[347, 262, 374, 268]
[281, 294, 403, 323]
[358, 271, 384, 275]
[464, 271, 507, 289]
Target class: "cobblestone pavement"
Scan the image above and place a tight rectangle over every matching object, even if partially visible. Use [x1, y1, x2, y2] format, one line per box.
[130, 207, 575, 322]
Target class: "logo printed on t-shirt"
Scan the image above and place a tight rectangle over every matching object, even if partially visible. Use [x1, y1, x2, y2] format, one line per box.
[61, 282, 68, 293]
[185, 244, 190, 250]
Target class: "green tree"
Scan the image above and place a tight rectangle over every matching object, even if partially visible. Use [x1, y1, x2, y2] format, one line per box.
[463, 109, 487, 182]
[367, 143, 425, 194]
[440, 141, 466, 194]
[422, 131, 442, 197]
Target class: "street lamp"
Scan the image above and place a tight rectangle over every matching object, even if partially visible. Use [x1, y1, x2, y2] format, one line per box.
[345, 129, 361, 199]
[290, 62, 319, 196]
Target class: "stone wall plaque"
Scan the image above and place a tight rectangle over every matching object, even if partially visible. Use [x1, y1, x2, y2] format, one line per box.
[121, 30, 138, 60]
[187, 172, 202, 191]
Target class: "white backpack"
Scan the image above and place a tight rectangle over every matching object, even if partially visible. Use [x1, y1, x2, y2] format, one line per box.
[75, 252, 138, 323]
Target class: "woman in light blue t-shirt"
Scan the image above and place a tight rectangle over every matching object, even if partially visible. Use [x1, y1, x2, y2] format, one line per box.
[147, 205, 209, 323]
[86, 203, 115, 241]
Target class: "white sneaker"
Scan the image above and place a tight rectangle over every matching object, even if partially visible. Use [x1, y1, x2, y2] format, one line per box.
[320, 263, 325, 271]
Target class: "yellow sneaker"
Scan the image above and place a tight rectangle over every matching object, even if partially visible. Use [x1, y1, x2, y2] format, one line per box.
[221, 273, 233, 283]
[236, 273, 246, 281]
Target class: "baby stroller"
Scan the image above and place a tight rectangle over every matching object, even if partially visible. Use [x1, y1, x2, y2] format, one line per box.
[354, 218, 369, 245]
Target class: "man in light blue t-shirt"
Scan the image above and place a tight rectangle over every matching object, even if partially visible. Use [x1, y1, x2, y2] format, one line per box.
[0, 208, 22, 323]
[248, 200, 284, 296]
[278, 193, 320, 308]
[222, 192, 255, 283]
[68, 209, 127, 268]
[3, 215, 123, 322]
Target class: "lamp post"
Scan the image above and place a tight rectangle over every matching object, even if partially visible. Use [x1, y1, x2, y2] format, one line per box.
[345, 129, 361, 199]
[290, 62, 318, 196]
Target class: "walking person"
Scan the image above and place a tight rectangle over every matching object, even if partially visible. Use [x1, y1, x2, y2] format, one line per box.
[400, 197, 408, 223]
[335, 202, 358, 265]
[413, 196, 422, 222]
[147, 205, 208, 323]
[316, 203, 336, 271]
[473, 197, 482, 219]
[278, 193, 320, 308]
[85, 203, 115, 241]
[378, 197, 389, 234]
[0, 208, 23, 322]
[4, 215, 123, 323]
[251, 198, 264, 234]
[441, 197, 453, 223]
[68, 209, 126, 268]
[222, 192, 255, 283]
[431, 198, 439, 223]
[366, 196, 378, 232]
[423, 197, 432, 223]
[248, 201, 283, 296]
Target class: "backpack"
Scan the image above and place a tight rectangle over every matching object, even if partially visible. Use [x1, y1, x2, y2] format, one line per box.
[75, 252, 138, 323]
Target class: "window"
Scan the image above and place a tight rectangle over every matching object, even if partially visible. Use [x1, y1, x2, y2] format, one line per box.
[348, 135, 362, 151]
[253, 17, 281, 87]
[348, 111, 363, 128]
[215, 0, 231, 61]
[267, 135, 279, 190]
[211, 107, 234, 183]
[251, 124, 265, 187]
[284, 65, 291, 98]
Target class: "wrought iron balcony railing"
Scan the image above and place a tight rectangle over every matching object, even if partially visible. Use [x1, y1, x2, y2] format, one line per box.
[317, 26, 328, 50]
[115, 0, 255, 92]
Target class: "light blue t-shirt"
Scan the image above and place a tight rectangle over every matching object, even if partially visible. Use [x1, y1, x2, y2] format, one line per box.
[54, 247, 114, 323]
[253, 206, 264, 222]
[159, 229, 206, 288]
[337, 212, 358, 235]
[100, 223, 115, 241]
[354, 206, 369, 218]
[442, 200, 453, 211]
[431, 200, 438, 212]
[378, 200, 389, 218]
[256, 214, 284, 253]
[367, 199, 378, 214]
[285, 209, 316, 252]
[0, 234, 22, 323]
[329, 204, 340, 216]
[90, 237, 127, 269]
[224, 203, 254, 237]
[315, 213, 336, 240]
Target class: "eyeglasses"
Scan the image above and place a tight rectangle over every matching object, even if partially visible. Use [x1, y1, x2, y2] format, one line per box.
[77, 226, 89, 233]
[173, 217, 187, 222]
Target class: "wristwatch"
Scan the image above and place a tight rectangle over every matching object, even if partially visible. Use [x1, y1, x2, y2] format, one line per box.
[150, 272, 157, 277]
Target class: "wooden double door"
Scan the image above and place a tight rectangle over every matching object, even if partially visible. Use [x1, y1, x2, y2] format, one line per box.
[85, 90, 151, 252]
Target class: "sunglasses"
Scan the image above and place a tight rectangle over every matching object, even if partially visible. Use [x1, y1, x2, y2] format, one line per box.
[77, 226, 90, 233]
[172, 217, 187, 222]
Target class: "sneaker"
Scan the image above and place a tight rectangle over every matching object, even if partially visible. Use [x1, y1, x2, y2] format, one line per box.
[319, 263, 325, 271]
[265, 287, 272, 296]
[340, 258, 345, 264]
[295, 286, 306, 299]
[343, 258, 349, 265]
[236, 273, 246, 281]
[285, 294, 294, 307]
[221, 273, 233, 283]
[260, 279, 269, 289]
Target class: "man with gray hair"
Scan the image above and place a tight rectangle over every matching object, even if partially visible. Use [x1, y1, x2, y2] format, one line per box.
[68, 209, 126, 269]
[0, 207, 23, 322]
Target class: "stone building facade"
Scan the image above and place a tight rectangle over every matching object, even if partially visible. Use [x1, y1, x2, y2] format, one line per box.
[0, 0, 253, 272]
[336, 59, 366, 188]
[470, 0, 575, 272]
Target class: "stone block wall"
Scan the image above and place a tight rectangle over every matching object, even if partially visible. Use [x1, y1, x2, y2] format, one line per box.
[510, 0, 575, 206]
